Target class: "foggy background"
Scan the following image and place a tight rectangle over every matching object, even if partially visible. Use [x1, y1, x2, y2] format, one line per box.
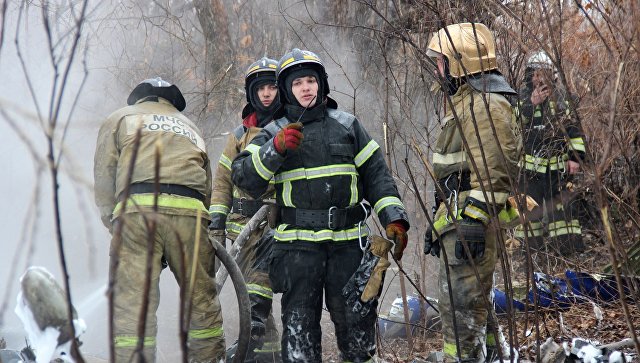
[3, 0, 638, 361]
[0, 1, 435, 360]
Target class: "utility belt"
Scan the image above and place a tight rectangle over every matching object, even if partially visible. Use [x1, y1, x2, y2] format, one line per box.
[122, 183, 206, 204]
[279, 203, 371, 230]
[231, 197, 264, 217]
[435, 170, 471, 206]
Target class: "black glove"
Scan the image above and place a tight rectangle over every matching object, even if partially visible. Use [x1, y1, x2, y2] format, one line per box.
[423, 223, 440, 257]
[455, 216, 486, 260]
[342, 249, 381, 319]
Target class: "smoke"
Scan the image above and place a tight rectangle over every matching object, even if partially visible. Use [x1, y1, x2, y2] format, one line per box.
[0, 1, 437, 360]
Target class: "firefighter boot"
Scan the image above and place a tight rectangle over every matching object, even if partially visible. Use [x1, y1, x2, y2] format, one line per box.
[226, 294, 281, 362]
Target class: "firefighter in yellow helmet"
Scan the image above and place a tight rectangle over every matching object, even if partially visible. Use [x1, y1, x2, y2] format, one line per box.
[94, 77, 224, 362]
[423, 23, 521, 361]
[209, 57, 281, 362]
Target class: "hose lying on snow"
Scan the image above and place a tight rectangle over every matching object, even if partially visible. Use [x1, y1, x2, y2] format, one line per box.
[212, 239, 251, 363]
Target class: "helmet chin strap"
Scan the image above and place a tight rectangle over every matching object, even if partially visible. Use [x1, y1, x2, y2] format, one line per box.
[294, 95, 317, 123]
[439, 58, 461, 96]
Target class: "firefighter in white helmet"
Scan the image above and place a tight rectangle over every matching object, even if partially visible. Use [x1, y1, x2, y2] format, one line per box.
[94, 77, 224, 362]
[424, 23, 521, 362]
[513, 50, 586, 254]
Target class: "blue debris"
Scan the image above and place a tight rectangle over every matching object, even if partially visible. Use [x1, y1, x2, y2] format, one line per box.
[565, 270, 625, 302]
[527, 272, 574, 310]
[493, 288, 526, 314]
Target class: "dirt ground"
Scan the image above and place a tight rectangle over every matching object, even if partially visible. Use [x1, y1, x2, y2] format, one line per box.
[331, 229, 640, 362]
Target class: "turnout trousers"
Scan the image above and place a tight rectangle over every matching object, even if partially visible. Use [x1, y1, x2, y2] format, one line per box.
[227, 217, 280, 358]
[110, 212, 225, 363]
[515, 169, 584, 254]
[438, 222, 499, 362]
[269, 240, 377, 363]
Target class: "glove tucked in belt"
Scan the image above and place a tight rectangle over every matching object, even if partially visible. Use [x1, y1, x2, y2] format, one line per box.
[455, 197, 489, 260]
[455, 217, 486, 260]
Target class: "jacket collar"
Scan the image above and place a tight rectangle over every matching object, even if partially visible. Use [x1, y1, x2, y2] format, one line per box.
[284, 100, 327, 124]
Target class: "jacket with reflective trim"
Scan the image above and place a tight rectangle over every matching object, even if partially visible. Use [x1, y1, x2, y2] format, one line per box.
[231, 101, 409, 237]
[209, 112, 275, 230]
[515, 85, 585, 165]
[94, 98, 212, 228]
[433, 83, 521, 207]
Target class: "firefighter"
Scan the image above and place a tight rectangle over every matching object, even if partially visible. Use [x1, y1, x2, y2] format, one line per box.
[231, 48, 410, 363]
[208, 57, 281, 362]
[423, 23, 521, 361]
[94, 77, 224, 362]
[514, 50, 586, 254]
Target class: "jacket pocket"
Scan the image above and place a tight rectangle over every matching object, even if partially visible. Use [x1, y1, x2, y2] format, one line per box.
[329, 143, 355, 163]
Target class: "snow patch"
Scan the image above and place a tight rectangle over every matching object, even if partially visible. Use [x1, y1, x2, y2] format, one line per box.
[14, 269, 86, 363]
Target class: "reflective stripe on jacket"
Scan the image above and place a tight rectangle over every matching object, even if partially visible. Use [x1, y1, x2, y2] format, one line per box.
[94, 98, 212, 225]
[231, 101, 409, 242]
[514, 86, 586, 172]
[431, 83, 520, 234]
[209, 116, 275, 230]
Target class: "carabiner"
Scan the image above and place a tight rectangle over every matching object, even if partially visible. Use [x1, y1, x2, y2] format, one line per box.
[357, 202, 371, 253]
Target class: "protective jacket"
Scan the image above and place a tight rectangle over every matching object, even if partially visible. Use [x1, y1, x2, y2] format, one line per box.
[513, 81, 586, 253]
[432, 81, 521, 236]
[94, 97, 211, 227]
[232, 97, 408, 362]
[515, 84, 585, 173]
[431, 75, 521, 362]
[231, 99, 409, 242]
[94, 96, 224, 362]
[209, 111, 275, 234]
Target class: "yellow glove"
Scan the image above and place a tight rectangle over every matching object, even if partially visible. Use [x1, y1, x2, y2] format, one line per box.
[360, 236, 393, 302]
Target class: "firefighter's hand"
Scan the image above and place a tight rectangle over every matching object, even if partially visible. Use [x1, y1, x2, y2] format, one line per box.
[567, 160, 580, 174]
[273, 122, 304, 154]
[208, 229, 226, 247]
[455, 217, 486, 260]
[423, 224, 440, 257]
[386, 221, 408, 261]
[531, 85, 550, 105]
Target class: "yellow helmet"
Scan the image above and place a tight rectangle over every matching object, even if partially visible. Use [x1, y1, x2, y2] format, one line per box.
[427, 22, 497, 78]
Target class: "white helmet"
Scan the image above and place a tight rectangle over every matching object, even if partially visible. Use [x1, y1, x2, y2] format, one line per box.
[527, 51, 553, 70]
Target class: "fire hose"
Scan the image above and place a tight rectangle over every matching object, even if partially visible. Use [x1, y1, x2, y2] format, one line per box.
[213, 204, 270, 363]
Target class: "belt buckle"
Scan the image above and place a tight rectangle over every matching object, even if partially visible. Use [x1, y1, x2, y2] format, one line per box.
[237, 197, 246, 215]
[328, 206, 337, 230]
